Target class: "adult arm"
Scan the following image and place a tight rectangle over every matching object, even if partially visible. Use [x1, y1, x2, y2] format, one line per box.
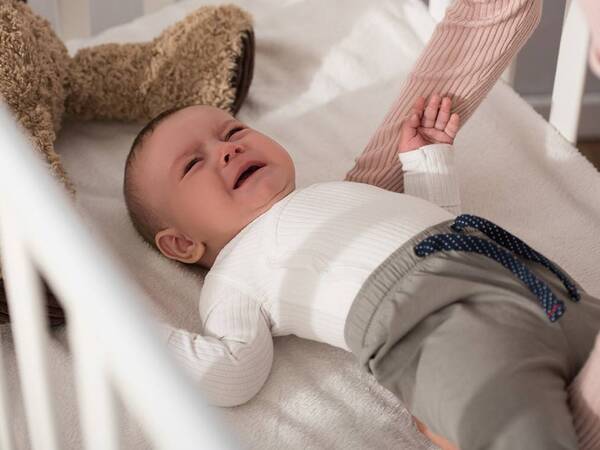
[569, 333, 600, 449]
[344, 0, 543, 193]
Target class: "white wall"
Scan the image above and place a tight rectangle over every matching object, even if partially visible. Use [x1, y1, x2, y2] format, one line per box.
[28, 0, 172, 40]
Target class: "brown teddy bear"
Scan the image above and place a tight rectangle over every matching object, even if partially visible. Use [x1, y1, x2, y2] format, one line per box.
[0, 0, 255, 326]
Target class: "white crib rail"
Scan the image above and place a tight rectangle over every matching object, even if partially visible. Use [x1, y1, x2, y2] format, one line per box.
[0, 219, 61, 449]
[0, 103, 239, 449]
[549, 0, 590, 143]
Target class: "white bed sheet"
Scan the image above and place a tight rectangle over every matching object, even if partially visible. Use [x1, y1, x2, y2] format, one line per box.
[2, 0, 599, 448]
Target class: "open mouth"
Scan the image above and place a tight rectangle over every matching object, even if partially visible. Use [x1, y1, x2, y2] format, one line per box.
[234, 163, 265, 189]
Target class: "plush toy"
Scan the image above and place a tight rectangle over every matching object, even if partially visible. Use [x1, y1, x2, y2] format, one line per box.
[0, 0, 255, 326]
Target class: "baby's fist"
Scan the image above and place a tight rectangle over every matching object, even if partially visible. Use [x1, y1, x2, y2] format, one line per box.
[398, 94, 460, 153]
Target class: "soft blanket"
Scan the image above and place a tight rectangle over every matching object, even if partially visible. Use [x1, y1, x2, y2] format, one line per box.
[1, 0, 598, 448]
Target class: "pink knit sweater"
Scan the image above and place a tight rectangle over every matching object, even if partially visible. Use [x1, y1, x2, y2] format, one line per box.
[580, 0, 600, 77]
[343, 0, 600, 448]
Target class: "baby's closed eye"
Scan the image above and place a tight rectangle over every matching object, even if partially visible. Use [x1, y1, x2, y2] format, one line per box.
[226, 126, 244, 140]
[184, 156, 203, 174]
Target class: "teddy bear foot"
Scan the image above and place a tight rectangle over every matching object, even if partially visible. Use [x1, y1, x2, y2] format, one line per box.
[231, 30, 255, 116]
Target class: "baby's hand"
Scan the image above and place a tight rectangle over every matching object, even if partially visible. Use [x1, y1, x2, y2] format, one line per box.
[398, 94, 460, 153]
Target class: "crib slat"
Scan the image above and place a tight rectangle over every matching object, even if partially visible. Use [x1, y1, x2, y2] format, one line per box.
[501, 63, 517, 88]
[69, 312, 119, 450]
[549, 0, 590, 144]
[0, 103, 239, 450]
[0, 332, 15, 450]
[0, 213, 62, 450]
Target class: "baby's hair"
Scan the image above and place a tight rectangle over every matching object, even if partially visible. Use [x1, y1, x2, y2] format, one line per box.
[123, 104, 193, 254]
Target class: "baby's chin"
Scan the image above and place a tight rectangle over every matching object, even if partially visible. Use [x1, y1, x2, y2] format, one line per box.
[246, 175, 294, 214]
[242, 164, 293, 196]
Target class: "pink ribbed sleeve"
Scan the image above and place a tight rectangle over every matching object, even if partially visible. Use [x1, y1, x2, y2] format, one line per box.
[578, 0, 600, 76]
[343, 0, 543, 193]
[570, 334, 600, 450]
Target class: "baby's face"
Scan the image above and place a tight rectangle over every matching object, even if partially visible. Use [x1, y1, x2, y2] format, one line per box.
[136, 105, 295, 267]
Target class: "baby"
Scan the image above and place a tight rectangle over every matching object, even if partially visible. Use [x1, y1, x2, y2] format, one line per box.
[124, 93, 600, 450]
[122, 0, 600, 448]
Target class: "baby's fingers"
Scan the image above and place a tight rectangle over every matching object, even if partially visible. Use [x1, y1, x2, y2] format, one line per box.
[422, 94, 441, 128]
[401, 113, 420, 140]
[418, 127, 454, 145]
[407, 112, 421, 129]
[411, 96, 426, 118]
[399, 113, 421, 152]
[444, 113, 460, 138]
[434, 97, 452, 130]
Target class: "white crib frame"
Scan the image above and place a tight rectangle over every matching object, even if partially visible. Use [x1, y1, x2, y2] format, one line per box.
[0, 1, 592, 449]
[0, 104, 239, 449]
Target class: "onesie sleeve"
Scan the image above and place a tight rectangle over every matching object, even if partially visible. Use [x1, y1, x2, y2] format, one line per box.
[399, 144, 461, 215]
[159, 284, 274, 408]
[344, 0, 542, 193]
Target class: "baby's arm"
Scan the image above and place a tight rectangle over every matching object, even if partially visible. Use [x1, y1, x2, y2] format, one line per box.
[344, 0, 542, 193]
[399, 94, 461, 215]
[159, 285, 273, 407]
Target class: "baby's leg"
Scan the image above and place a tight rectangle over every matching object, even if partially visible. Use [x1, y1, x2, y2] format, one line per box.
[408, 254, 600, 449]
[413, 239, 600, 450]
[404, 300, 579, 450]
[344, 216, 600, 448]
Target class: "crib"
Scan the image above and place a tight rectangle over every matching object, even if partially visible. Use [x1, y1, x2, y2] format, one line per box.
[0, 0, 595, 449]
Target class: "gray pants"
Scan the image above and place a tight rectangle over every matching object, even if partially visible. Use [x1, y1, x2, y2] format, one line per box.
[344, 218, 600, 450]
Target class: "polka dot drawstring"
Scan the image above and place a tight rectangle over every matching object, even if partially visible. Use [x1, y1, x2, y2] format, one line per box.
[451, 214, 580, 302]
[413, 214, 580, 323]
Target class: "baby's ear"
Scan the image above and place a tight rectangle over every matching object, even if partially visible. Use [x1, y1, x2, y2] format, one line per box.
[155, 229, 205, 264]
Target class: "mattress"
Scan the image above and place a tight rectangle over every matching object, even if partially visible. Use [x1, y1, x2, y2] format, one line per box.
[2, 0, 599, 448]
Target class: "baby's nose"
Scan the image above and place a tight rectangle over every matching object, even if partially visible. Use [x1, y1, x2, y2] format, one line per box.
[223, 147, 243, 163]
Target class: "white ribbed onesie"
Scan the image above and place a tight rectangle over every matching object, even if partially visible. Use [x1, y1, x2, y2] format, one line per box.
[158, 144, 459, 407]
